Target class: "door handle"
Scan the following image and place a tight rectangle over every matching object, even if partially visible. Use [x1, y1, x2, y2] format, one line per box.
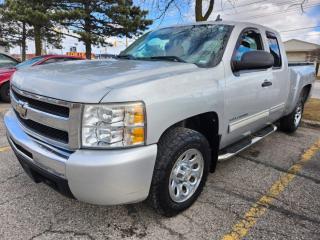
[262, 80, 272, 87]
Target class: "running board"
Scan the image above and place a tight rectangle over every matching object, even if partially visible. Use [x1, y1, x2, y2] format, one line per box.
[218, 124, 277, 161]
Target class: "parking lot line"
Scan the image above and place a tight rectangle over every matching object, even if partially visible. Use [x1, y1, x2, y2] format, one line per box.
[0, 146, 10, 153]
[221, 139, 320, 240]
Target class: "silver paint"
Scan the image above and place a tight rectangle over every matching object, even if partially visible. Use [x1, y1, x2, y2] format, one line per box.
[5, 21, 316, 205]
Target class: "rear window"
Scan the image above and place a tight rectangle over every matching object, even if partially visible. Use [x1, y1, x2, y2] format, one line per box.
[266, 32, 282, 68]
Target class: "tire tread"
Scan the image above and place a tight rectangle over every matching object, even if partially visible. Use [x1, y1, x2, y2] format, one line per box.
[148, 127, 210, 217]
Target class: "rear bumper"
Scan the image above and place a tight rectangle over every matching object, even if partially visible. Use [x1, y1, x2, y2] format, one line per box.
[5, 109, 158, 205]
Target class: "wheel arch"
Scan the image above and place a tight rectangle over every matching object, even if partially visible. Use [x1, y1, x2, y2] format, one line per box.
[301, 84, 312, 103]
[157, 112, 220, 173]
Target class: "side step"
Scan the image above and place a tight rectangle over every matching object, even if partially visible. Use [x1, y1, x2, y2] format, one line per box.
[218, 124, 277, 161]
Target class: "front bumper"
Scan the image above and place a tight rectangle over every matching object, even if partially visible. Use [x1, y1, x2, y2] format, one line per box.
[4, 109, 158, 205]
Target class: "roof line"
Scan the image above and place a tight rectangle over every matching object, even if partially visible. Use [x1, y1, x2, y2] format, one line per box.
[283, 38, 320, 47]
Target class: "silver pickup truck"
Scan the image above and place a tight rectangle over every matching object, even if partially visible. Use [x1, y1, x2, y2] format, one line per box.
[4, 21, 315, 216]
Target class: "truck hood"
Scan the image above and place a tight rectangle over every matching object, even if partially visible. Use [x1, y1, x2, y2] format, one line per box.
[12, 59, 198, 103]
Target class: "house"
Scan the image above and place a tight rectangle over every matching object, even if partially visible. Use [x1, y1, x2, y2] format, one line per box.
[284, 39, 320, 63]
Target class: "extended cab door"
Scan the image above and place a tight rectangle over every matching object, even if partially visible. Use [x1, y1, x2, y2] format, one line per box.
[221, 28, 274, 147]
[265, 31, 290, 121]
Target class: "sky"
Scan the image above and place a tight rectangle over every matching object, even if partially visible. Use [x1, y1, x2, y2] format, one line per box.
[10, 0, 320, 55]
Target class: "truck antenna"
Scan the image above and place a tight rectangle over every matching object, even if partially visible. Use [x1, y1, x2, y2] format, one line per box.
[215, 14, 222, 21]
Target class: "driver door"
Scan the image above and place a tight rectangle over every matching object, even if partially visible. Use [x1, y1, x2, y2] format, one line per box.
[221, 28, 273, 147]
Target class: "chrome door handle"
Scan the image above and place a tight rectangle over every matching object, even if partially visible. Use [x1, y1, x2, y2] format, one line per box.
[262, 80, 272, 87]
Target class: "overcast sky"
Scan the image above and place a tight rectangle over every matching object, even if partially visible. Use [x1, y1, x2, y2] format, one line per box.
[11, 0, 320, 55]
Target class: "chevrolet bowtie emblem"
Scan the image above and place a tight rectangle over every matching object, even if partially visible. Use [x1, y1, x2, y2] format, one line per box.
[16, 101, 28, 119]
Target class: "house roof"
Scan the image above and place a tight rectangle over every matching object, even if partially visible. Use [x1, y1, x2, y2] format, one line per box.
[284, 39, 320, 52]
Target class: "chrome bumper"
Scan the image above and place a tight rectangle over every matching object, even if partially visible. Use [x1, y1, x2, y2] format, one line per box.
[5, 109, 68, 178]
[5, 109, 158, 205]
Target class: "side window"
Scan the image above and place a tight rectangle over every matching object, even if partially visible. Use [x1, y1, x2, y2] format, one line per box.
[234, 30, 263, 61]
[266, 33, 282, 68]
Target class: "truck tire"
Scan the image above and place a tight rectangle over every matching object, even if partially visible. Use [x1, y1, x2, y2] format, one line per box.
[0, 82, 10, 103]
[148, 127, 211, 217]
[280, 97, 304, 133]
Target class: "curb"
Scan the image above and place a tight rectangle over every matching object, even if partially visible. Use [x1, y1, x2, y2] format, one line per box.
[302, 119, 320, 128]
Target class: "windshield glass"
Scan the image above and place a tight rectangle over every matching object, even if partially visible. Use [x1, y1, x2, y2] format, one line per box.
[120, 24, 233, 67]
[16, 56, 44, 69]
[0, 54, 18, 68]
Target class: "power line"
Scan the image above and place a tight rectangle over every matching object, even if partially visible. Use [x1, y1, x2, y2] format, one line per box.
[217, 0, 270, 12]
[217, 1, 320, 20]
[281, 32, 320, 38]
[217, 0, 320, 16]
[280, 25, 320, 33]
[216, 0, 319, 13]
[241, 3, 320, 20]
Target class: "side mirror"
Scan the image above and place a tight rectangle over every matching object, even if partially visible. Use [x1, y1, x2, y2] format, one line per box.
[232, 50, 274, 72]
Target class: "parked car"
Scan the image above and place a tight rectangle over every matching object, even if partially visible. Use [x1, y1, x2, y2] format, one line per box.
[0, 53, 20, 69]
[5, 22, 315, 216]
[0, 54, 83, 102]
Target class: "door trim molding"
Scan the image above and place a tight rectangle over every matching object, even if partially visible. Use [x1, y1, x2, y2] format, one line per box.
[270, 102, 285, 113]
[229, 109, 269, 133]
[228, 102, 286, 133]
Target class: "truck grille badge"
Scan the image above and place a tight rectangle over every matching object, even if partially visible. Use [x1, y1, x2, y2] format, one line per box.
[16, 101, 28, 119]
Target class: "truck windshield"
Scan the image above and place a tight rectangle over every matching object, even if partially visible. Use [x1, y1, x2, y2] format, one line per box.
[119, 24, 233, 67]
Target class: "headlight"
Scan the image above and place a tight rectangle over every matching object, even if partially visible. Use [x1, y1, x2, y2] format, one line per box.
[82, 102, 145, 148]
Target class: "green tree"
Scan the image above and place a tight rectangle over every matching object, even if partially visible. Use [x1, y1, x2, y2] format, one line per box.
[3, 0, 65, 56]
[0, 2, 32, 60]
[59, 0, 152, 59]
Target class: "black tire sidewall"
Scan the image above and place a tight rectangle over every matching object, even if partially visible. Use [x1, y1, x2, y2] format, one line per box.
[280, 97, 304, 133]
[153, 128, 210, 216]
[288, 99, 304, 132]
[0, 82, 10, 102]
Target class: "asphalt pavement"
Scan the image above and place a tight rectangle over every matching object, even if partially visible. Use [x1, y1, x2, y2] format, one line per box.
[0, 103, 319, 240]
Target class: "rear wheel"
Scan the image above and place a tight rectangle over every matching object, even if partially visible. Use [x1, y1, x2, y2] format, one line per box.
[0, 82, 10, 103]
[280, 97, 304, 133]
[148, 127, 211, 217]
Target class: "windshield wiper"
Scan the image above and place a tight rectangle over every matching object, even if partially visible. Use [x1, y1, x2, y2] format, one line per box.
[117, 54, 136, 60]
[146, 56, 187, 63]
[117, 55, 188, 64]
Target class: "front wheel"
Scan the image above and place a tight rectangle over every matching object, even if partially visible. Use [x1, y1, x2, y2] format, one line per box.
[0, 82, 10, 103]
[280, 98, 304, 133]
[148, 127, 211, 217]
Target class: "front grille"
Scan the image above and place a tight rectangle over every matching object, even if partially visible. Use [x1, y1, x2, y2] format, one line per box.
[12, 89, 69, 118]
[11, 86, 81, 149]
[15, 110, 69, 144]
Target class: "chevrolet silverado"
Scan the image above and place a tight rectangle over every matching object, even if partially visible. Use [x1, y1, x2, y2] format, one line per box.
[5, 21, 315, 216]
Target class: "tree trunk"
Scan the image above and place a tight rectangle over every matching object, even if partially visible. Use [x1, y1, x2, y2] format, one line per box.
[195, 0, 215, 22]
[85, 41, 92, 59]
[21, 22, 26, 61]
[34, 25, 42, 56]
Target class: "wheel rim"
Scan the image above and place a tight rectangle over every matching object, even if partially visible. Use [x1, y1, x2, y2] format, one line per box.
[169, 148, 204, 203]
[294, 103, 303, 127]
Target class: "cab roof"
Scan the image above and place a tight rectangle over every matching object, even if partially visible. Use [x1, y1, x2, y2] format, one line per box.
[156, 20, 279, 35]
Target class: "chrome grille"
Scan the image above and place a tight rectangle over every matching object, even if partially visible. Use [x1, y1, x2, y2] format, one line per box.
[12, 90, 70, 117]
[11, 86, 82, 150]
